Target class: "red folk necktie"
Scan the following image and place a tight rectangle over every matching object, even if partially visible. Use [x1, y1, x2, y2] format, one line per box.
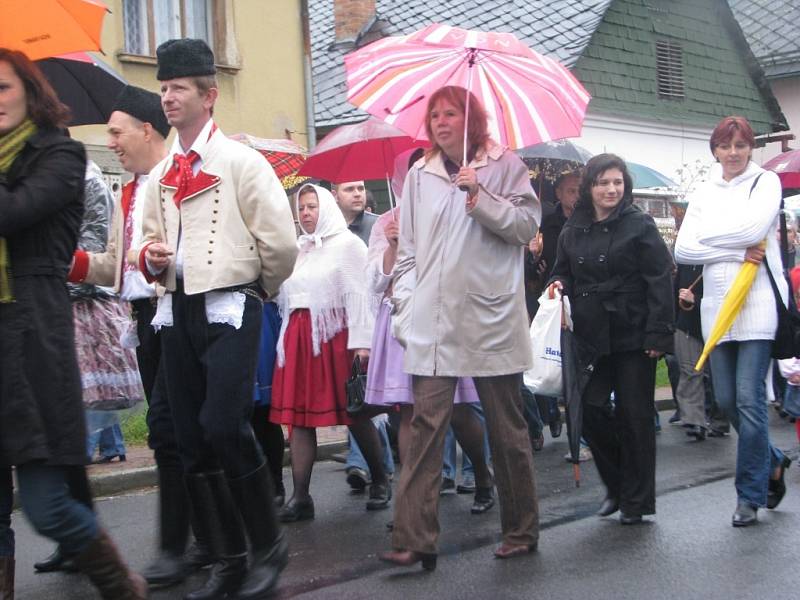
[171, 150, 200, 206]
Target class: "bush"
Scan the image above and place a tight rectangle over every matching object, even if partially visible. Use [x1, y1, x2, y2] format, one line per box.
[119, 404, 149, 446]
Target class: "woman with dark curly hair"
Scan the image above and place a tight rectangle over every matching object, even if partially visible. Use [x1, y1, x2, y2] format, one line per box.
[549, 153, 674, 525]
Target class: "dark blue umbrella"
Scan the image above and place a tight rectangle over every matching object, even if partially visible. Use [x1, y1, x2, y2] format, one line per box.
[516, 139, 592, 182]
[37, 52, 126, 127]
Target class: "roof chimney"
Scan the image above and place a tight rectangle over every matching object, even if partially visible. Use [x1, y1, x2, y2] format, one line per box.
[334, 0, 376, 43]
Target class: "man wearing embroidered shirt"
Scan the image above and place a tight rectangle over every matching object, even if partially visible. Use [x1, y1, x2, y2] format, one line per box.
[68, 85, 212, 588]
[138, 39, 298, 600]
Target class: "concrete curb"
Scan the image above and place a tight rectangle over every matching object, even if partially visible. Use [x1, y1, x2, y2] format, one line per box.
[83, 399, 679, 498]
[88, 440, 351, 497]
[11, 441, 350, 509]
[14, 397, 679, 505]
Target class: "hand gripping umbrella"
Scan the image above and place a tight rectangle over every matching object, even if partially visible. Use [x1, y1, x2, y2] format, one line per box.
[345, 23, 591, 166]
[557, 292, 598, 487]
[694, 241, 765, 371]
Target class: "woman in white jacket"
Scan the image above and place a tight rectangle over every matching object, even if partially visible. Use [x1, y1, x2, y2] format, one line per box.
[675, 115, 790, 527]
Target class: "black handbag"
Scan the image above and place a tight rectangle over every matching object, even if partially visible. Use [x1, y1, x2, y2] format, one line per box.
[764, 256, 800, 359]
[345, 356, 367, 414]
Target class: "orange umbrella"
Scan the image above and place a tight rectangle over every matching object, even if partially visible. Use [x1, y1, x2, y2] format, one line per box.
[0, 0, 108, 60]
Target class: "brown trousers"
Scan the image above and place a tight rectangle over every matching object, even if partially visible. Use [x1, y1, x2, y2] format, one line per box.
[392, 374, 539, 554]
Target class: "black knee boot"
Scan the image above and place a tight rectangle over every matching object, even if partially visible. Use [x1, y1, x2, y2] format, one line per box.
[184, 472, 247, 600]
[228, 464, 288, 599]
[142, 466, 191, 587]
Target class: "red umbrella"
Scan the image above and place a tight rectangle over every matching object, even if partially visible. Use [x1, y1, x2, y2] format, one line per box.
[763, 150, 800, 188]
[298, 118, 427, 212]
[229, 134, 309, 191]
[298, 117, 424, 184]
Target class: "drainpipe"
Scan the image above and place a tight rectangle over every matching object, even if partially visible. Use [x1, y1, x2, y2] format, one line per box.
[300, 0, 316, 149]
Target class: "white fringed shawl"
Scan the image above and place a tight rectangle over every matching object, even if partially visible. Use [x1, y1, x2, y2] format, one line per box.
[276, 184, 376, 366]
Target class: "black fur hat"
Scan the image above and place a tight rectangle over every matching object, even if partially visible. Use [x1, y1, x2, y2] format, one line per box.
[156, 38, 216, 81]
[112, 85, 170, 139]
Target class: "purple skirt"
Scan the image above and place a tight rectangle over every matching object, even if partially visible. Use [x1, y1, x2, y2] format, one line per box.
[365, 301, 479, 406]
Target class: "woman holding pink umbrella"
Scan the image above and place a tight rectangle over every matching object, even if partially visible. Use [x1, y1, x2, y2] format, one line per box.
[379, 86, 541, 569]
[364, 148, 495, 515]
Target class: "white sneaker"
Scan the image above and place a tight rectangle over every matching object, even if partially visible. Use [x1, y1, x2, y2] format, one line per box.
[564, 447, 593, 462]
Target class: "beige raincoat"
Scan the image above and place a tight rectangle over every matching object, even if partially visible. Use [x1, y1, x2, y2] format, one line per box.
[392, 142, 540, 377]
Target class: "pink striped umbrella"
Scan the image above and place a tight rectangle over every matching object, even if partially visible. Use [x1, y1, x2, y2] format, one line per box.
[345, 24, 591, 158]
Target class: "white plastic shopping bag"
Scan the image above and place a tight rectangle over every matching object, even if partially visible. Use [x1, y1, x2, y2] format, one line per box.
[523, 289, 570, 396]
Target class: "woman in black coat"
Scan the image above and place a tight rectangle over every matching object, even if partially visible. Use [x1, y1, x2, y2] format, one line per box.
[549, 154, 674, 524]
[0, 49, 146, 599]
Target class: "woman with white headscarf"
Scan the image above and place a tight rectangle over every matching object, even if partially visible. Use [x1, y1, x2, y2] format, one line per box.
[270, 184, 389, 521]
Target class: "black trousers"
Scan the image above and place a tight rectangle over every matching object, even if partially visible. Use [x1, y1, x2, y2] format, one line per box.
[133, 298, 182, 471]
[161, 283, 264, 477]
[581, 351, 657, 516]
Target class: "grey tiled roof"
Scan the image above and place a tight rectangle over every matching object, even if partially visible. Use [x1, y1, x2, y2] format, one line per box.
[310, 0, 613, 128]
[729, 0, 800, 78]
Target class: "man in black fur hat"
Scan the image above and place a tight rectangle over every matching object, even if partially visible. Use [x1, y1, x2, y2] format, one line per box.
[67, 84, 215, 589]
[138, 39, 297, 600]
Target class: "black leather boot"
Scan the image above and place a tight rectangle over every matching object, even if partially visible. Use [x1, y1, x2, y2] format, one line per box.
[228, 464, 288, 600]
[33, 547, 77, 573]
[142, 466, 191, 588]
[184, 472, 247, 600]
[0, 556, 14, 600]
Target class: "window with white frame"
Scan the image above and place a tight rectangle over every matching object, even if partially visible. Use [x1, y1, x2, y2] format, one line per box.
[123, 0, 230, 63]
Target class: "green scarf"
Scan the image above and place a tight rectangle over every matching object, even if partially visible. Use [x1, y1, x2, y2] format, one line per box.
[0, 118, 37, 302]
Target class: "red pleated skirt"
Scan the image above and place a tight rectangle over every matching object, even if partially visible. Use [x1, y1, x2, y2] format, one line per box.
[269, 309, 354, 427]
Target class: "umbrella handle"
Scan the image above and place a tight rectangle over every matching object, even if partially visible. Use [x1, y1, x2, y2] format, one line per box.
[385, 172, 396, 220]
[460, 50, 477, 182]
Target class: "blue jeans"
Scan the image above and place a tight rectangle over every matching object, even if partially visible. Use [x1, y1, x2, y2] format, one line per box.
[709, 340, 785, 507]
[16, 462, 98, 557]
[442, 403, 491, 480]
[0, 468, 13, 557]
[521, 384, 544, 439]
[86, 411, 126, 459]
[346, 418, 395, 476]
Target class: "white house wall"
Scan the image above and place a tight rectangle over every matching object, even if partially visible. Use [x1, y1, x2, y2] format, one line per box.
[573, 112, 714, 191]
[754, 76, 800, 163]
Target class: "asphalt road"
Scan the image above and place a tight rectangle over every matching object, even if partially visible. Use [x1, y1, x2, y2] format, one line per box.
[11, 409, 800, 599]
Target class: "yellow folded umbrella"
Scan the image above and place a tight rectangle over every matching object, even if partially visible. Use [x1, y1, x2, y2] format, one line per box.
[695, 241, 765, 371]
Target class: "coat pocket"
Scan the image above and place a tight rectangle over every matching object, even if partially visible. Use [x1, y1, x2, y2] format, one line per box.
[462, 291, 516, 353]
[232, 242, 259, 261]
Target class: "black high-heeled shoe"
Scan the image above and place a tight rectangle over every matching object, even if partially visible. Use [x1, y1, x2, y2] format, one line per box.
[278, 496, 315, 522]
[767, 456, 791, 509]
[597, 496, 619, 517]
[379, 550, 437, 571]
